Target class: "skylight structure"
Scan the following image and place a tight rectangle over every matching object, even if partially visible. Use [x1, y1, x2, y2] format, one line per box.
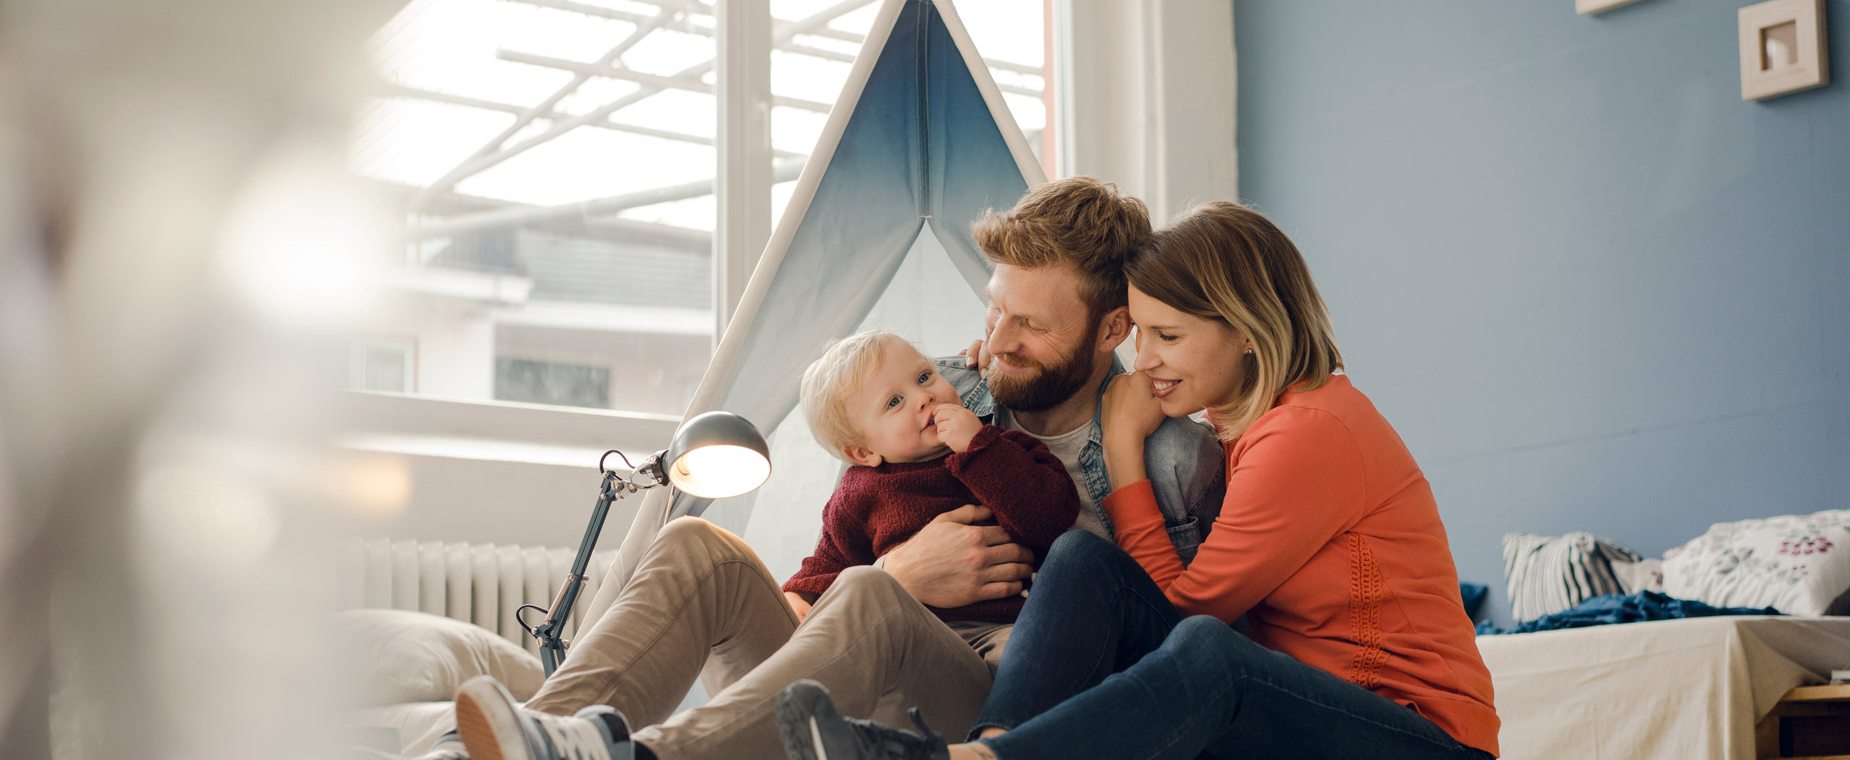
[349, 0, 1049, 417]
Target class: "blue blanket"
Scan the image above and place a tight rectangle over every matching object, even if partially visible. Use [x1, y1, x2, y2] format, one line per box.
[1477, 590, 1779, 635]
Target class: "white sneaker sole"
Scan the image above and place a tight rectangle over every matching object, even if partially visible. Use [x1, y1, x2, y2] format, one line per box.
[455, 679, 534, 760]
[809, 716, 830, 760]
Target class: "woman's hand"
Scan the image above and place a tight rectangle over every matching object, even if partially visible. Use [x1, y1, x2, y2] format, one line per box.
[1102, 371, 1167, 443]
[1101, 372, 1166, 491]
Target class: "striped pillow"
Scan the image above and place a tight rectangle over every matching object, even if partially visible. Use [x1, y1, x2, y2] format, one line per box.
[1503, 532, 1645, 623]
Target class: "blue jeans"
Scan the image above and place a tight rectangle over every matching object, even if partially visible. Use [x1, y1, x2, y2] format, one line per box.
[970, 531, 1493, 760]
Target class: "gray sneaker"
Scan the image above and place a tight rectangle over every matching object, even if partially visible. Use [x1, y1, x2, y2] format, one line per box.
[775, 680, 949, 760]
[453, 676, 635, 760]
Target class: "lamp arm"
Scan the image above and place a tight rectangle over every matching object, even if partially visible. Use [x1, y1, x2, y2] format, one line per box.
[516, 413, 767, 676]
[519, 455, 663, 676]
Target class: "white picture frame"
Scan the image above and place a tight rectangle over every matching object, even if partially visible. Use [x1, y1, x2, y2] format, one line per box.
[1739, 0, 1830, 101]
[1577, 0, 1648, 16]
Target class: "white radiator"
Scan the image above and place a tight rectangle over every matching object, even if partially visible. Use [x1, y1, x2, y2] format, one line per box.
[334, 538, 621, 655]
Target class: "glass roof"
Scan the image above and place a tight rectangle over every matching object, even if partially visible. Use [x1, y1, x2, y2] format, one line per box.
[356, 0, 1048, 234]
[346, 0, 1049, 414]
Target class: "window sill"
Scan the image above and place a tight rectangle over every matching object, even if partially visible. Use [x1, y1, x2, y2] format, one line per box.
[336, 390, 680, 464]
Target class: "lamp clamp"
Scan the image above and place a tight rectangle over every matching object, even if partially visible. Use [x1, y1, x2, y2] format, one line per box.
[598, 448, 668, 491]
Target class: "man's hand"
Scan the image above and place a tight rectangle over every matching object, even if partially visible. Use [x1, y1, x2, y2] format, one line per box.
[931, 403, 982, 453]
[881, 505, 1034, 608]
[957, 338, 993, 377]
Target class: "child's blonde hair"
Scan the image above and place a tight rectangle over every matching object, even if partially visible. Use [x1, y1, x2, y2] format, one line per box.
[800, 329, 905, 462]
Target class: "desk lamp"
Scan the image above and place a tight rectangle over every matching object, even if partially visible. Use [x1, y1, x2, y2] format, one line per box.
[518, 410, 770, 675]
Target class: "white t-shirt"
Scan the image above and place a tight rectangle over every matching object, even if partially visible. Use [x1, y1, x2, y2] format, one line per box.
[997, 411, 1107, 539]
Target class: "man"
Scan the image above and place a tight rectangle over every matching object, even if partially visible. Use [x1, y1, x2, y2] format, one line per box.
[437, 178, 1225, 760]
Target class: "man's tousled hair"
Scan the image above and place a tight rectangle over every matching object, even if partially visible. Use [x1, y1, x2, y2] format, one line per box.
[971, 176, 1151, 323]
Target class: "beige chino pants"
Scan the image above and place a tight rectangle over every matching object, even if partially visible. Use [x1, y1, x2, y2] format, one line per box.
[523, 517, 1008, 760]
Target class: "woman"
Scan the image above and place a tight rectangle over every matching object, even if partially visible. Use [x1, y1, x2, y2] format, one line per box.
[778, 202, 1499, 760]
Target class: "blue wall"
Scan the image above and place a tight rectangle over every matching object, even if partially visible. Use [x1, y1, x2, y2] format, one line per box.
[1235, 0, 1849, 625]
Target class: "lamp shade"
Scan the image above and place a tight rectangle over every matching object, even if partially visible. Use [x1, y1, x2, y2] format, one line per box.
[663, 411, 771, 499]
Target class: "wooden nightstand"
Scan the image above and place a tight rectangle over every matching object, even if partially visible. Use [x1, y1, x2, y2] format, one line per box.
[1757, 684, 1850, 760]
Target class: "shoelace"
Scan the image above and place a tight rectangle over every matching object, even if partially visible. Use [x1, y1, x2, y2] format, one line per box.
[534, 713, 615, 760]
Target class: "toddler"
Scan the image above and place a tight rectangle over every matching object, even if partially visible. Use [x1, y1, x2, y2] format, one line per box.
[783, 329, 1082, 623]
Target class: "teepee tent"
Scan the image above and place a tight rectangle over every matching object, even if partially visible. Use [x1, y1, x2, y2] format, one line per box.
[590, 0, 1047, 605]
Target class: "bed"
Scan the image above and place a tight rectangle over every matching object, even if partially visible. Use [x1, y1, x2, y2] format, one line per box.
[1478, 615, 1850, 760]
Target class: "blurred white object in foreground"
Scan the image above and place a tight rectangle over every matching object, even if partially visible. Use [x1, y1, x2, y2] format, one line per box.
[0, 0, 395, 758]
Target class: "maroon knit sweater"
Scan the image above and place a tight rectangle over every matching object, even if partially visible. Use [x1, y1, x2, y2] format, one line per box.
[782, 426, 1082, 624]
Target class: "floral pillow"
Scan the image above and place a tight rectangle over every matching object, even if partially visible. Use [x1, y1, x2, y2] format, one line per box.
[1662, 509, 1850, 617]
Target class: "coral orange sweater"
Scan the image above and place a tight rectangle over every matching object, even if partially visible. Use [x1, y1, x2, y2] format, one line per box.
[1102, 374, 1499, 756]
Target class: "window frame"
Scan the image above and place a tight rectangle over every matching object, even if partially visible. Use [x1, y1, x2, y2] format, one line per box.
[349, 0, 1061, 460]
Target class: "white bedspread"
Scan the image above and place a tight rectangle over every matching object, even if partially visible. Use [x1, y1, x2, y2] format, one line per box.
[350, 701, 455, 756]
[1478, 616, 1850, 760]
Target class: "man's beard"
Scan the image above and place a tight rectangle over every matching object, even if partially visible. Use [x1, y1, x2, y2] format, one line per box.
[987, 323, 1100, 413]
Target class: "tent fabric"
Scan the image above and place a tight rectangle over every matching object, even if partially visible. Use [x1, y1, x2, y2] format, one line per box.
[589, 0, 1045, 615]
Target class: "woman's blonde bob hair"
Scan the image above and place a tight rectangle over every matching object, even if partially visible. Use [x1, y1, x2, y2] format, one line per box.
[1126, 202, 1343, 440]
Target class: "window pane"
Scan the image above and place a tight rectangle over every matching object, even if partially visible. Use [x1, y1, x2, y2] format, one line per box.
[354, 0, 719, 415]
[352, 339, 414, 393]
[494, 357, 611, 409]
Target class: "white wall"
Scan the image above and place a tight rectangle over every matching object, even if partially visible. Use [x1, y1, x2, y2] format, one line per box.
[329, 449, 641, 550]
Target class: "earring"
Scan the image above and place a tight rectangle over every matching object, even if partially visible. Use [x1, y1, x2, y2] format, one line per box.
[1244, 347, 1254, 355]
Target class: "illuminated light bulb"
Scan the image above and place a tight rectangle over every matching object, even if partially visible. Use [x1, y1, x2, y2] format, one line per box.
[669, 444, 771, 499]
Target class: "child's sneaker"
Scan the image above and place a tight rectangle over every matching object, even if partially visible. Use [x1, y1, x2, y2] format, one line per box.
[775, 679, 949, 760]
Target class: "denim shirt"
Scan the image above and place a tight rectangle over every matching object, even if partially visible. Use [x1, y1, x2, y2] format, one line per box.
[933, 356, 1227, 565]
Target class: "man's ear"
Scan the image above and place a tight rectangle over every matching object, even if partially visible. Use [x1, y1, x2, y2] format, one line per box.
[843, 445, 884, 468]
[1097, 305, 1132, 353]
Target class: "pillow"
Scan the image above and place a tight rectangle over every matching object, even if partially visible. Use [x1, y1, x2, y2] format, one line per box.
[1611, 557, 1664, 595]
[331, 609, 545, 707]
[1662, 509, 1850, 617]
[1502, 532, 1651, 623]
[1458, 582, 1490, 621]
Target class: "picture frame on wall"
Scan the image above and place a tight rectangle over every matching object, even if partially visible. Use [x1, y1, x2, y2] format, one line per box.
[1576, 0, 1648, 15]
[1739, 0, 1830, 101]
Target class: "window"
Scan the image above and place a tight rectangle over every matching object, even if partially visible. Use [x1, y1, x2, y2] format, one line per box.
[349, 337, 416, 393]
[494, 357, 611, 408]
[353, 0, 1051, 420]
